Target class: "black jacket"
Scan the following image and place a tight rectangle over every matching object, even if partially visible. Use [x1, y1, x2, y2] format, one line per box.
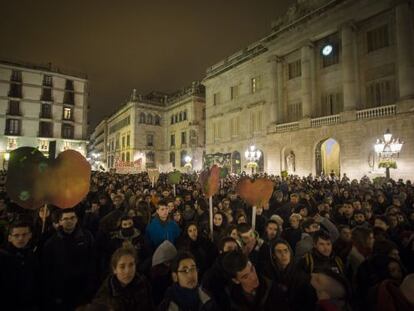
[41, 226, 97, 310]
[0, 243, 40, 310]
[225, 275, 290, 311]
[94, 274, 154, 311]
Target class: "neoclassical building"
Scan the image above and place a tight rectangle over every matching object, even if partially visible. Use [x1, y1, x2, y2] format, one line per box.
[203, 0, 414, 180]
[91, 82, 205, 172]
[0, 60, 89, 167]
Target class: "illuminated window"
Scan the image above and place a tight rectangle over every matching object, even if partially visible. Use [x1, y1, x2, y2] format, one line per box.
[63, 107, 72, 120]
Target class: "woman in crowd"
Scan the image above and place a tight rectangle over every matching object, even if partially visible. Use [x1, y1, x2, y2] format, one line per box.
[93, 247, 153, 311]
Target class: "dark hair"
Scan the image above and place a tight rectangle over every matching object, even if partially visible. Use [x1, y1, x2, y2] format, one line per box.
[373, 239, 398, 256]
[237, 222, 252, 234]
[265, 219, 279, 228]
[222, 251, 249, 278]
[218, 237, 239, 253]
[302, 218, 316, 231]
[171, 251, 196, 273]
[271, 238, 293, 259]
[8, 221, 31, 235]
[57, 208, 77, 220]
[313, 230, 332, 243]
[352, 226, 373, 248]
[110, 247, 137, 271]
[375, 215, 390, 226]
[157, 200, 168, 208]
[120, 214, 133, 223]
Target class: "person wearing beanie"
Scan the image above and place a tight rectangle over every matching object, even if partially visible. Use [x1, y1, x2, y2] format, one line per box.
[151, 240, 177, 306]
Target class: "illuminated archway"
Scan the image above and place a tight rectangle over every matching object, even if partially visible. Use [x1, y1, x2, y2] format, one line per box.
[315, 138, 340, 176]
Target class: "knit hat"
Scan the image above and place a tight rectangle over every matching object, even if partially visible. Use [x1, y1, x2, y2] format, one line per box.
[152, 240, 177, 267]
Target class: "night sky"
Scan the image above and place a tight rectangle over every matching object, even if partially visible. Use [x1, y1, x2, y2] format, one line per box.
[0, 0, 295, 130]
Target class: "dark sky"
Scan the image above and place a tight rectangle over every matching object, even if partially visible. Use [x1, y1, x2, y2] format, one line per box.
[0, 0, 295, 130]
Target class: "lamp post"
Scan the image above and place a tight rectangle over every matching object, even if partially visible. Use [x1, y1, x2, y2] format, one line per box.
[244, 145, 261, 175]
[374, 129, 404, 179]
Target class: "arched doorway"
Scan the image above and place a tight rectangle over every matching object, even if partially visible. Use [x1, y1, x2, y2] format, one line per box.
[231, 151, 241, 174]
[315, 138, 340, 177]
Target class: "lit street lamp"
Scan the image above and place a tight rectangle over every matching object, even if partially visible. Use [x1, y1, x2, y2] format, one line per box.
[3, 152, 10, 170]
[244, 145, 261, 175]
[374, 129, 404, 179]
[184, 155, 192, 172]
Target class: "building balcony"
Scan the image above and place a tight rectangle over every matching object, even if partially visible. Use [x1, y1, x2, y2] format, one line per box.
[356, 104, 396, 120]
[5, 130, 21, 136]
[40, 112, 52, 119]
[38, 132, 53, 138]
[6, 110, 21, 117]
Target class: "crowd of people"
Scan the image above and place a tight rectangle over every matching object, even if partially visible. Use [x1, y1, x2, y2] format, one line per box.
[0, 170, 414, 311]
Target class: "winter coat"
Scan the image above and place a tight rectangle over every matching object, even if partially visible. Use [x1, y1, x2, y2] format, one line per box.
[225, 275, 290, 311]
[94, 274, 154, 311]
[158, 284, 217, 311]
[0, 243, 40, 310]
[146, 217, 181, 249]
[41, 226, 97, 311]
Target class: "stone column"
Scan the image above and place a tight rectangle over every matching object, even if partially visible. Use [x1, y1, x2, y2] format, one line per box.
[276, 57, 285, 123]
[268, 55, 279, 123]
[396, 0, 414, 100]
[301, 44, 313, 118]
[342, 22, 358, 111]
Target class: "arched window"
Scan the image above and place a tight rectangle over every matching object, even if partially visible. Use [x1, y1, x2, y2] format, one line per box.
[179, 112, 183, 122]
[183, 110, 187, 121]
[155, 115, 161, 125]
[139, 112, 146, 123]
[147, 114, 153, 124]
[170, 152, 176, 167]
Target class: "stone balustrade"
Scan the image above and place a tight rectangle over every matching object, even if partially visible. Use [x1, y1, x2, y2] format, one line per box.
[311, 114, 341, 127]
[356, 104, 396, 120]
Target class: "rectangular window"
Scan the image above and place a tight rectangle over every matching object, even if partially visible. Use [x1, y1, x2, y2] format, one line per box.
[213, 92, 220, 105]
[287, 102, 302, 122]
[65, 79, 74, 91]
[251, 76, 261, 94]
[43, 75, 53, 86]
[181, 132, 187, 145]
[8, 101, 20, 116]
[171, 134, 175, 146]
[366, 79, 395, 108]
[321, 93, 343, 116]
[5, 119, 20, 135]
[171, 115, 174, 124]
[41, 88, 53, 102]
[39, 122, 53, 137]
[63, 92, 74, 105]
[8, 83, 22, 98]
[122, 136, 125, 148]
[230, 85, 239, 100]
[63, 107, 72, 120]
[62, 124, 74, 139]
[231, 116, 240, 137]
[126, 134, 130, 147]
[367, 25, 389, 53]
[288, 60, 302, 79]
[146, 134, 154, 147]
[41, 104, 52, 118]
[170, 152, 176, 167]
[126, 152, 130, 162]
[11, 70, 22, 82]
[121, 153, 125, 162]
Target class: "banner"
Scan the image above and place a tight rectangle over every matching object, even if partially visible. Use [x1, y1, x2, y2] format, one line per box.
[158, 162, 173, 173]
[115, 158, 142, 174]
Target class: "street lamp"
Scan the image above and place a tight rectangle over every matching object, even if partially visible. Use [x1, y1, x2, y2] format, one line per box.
[244, 145, 261, 175]
[3, 152, 10, 170]
[184, 155, 192, 172]
[374, 129, 404, 179]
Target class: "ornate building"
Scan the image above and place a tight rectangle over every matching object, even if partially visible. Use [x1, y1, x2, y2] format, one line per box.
[0, 60, 88, 167]
[91, 82, 205, 172]
[203, 0, 414, 179]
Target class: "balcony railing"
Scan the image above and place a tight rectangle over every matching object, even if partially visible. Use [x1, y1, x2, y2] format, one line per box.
[311, 114, 341, 127]
[275, 121, 299, 133]
[356, 104, 396, 120]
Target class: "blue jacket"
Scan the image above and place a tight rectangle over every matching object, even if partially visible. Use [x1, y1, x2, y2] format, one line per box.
[145, 217, 181, 249]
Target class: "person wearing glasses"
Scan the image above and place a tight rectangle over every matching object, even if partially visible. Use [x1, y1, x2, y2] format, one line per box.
[0, 221, 39, 310]
[158, 251, 217, 311]
[40, 208, 98, 311]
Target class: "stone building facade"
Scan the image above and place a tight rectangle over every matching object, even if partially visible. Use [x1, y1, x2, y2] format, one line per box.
[93, 82, 205, 172]
[0, 60, 88, 167]
[203, 0, 414, 180]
